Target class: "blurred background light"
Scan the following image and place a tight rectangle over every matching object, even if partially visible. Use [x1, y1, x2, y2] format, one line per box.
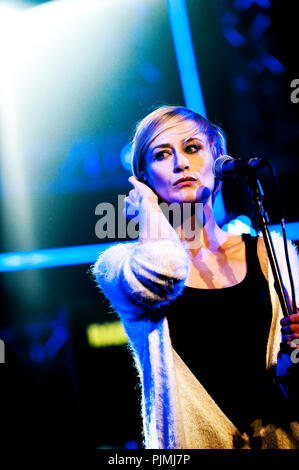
[0, 221, 298, 272]
[86, 321, 128, 348]
[120, 143, 133, 172]
[166, 0, 206, 116]
[223, 27, 246, 47]
[268, 222, 299, 242]
[222, 214, 256, 236]
[0, 242, 118, 271]
[43, 324, 69, 359]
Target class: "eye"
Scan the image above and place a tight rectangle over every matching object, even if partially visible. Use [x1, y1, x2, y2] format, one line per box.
[154, 150, 171, 160]
[185, 144, 201, 154]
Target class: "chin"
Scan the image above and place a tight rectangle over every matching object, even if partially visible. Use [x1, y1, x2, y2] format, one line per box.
[171, 186, 212, 204]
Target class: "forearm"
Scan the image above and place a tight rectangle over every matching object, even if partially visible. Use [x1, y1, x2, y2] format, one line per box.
[92, 238, 190, 321]
[138, 200, 180, 244]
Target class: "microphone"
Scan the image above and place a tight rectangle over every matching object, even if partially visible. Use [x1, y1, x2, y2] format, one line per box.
[212, 155, 268, 180]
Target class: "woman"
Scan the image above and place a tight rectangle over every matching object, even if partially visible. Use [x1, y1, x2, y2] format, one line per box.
[92, 106, 299, 449]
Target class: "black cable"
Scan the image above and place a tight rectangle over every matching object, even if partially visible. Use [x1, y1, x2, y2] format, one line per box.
[264, 161, 296, 314]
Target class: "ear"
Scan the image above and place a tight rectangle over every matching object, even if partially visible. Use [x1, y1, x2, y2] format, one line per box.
[139, 171, 148, 183]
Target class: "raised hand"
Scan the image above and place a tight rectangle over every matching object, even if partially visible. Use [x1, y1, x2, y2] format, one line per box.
[280, 311, 299, 349]
[123, 176, 179, 243]
[123, 176, 159, 220]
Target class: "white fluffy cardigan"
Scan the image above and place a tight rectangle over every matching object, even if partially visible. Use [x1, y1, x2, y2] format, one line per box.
[92, 233, 299, 449]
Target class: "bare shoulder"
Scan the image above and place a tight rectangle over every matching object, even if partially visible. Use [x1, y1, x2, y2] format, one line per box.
[205, 232, 243, 264]
[220, 232, 243, 249]
[220, 233, 244, 258]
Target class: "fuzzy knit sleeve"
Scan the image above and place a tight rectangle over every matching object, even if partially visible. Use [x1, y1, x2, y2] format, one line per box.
[270, 231, 299, 308]
[91, 239, 190, 321]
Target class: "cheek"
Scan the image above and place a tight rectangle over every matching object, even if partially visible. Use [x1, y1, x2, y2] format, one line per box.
[203, 166, 215, 183]
[146, 169, 174, 203]
[146, 165, 169, 187]
[199, 155, 215, 181]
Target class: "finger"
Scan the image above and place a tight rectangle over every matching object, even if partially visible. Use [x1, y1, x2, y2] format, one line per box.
[124, 194, 137, 205]
[281, 324, 299, 334]
[128, 176, 142, 187]
[128, 175, 149, 189]
[124, 194, 139, 207]
[283, 333, 299, 341]
[129, 189, 138, 200]
[280, 313, 299, 326]
[122, 206, 138, 220]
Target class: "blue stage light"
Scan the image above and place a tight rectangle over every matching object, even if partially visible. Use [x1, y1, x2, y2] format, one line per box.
[84, 152, 102, 177]
[139, 62, 162, 83]
[0, 223, 298, 272]
[44, 325, 69, 359]
[250, 13, 271, 40]
[166, 0, 206, 117]
[223, 219, 299, 240]
[223, 27, 246, 47]
[261, 53, 285, 74]
[235, 0, 271, 10]
[268, 222, 299, 241]
[30, 343, 45, 363]
[120, 142, 133, 172]
[0, 243, 119, 271]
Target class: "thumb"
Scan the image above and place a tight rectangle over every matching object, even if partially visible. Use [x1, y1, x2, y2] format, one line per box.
[128, 175, 150, 190]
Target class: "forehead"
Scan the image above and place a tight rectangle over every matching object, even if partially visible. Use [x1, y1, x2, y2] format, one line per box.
[148, 119, 207, 149]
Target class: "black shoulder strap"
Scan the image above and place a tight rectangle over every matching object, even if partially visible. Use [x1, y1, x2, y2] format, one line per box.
[241, 233, 260, 277]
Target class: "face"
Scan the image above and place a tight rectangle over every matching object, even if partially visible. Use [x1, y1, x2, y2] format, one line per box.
[141, 119, 215, 205]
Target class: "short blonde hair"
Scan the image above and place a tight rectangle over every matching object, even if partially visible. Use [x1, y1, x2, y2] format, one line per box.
[131, 105, 227, 202]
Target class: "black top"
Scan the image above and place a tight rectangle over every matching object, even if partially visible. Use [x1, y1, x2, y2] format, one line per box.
[163, 234, 282, 432]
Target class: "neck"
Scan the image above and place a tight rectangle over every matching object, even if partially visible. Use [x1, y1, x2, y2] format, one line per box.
[174, 199, 229, 253]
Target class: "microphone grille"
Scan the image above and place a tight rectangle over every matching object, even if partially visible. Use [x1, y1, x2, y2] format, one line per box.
[212, 155, 234, 178]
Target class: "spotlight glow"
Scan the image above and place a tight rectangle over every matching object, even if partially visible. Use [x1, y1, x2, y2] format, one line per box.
[86, 321, 128, 348]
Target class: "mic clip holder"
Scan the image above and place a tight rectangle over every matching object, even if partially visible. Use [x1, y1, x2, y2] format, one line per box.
[248, 175, 292, 318]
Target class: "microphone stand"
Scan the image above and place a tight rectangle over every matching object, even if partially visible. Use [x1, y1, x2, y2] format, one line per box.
[247, 174, 292, 317]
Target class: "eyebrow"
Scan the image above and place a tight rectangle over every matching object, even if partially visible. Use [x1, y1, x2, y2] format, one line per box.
[183, 137, 204, 145]
[151, 137, 204, 152]
[151, 143, 172, 151]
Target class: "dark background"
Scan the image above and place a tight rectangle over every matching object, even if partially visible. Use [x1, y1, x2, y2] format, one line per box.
[0, 0, 298, 449]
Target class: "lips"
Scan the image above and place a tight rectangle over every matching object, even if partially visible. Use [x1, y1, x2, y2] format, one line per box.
[174, 176, 197, 186]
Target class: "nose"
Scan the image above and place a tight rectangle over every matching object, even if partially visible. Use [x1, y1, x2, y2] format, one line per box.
[173, 151, 190, 173]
